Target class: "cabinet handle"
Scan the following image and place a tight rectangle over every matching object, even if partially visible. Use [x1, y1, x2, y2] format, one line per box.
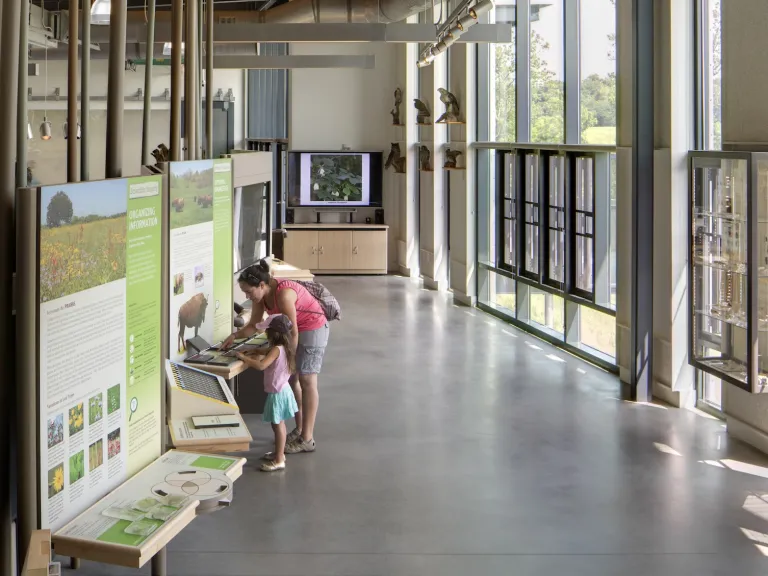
[319, 246, 324, 254]
[311, 247, 316, 254]
[353, 246, 358, 254]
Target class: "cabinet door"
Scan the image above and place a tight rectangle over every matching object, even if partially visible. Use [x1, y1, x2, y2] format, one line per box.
[351, 230, 388, 271]
[283, 230, 319, 270]
[317, 230, 352, 270]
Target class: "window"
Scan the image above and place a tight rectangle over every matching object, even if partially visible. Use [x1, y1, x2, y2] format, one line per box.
[492, 1, 516, 141]
[530, 0, 564, 143]
[579, 0, 617, 145]
[702, 0, 722, 150]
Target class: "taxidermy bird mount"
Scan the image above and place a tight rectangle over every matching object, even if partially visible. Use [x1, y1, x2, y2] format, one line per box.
[435, 88, 461, 123]
[414, 99, 431, 124]
[444, 149, 463, 168]
[391, 87, 403, 125]
[419, 146, 431, 171]
[385, 143, 407, 174]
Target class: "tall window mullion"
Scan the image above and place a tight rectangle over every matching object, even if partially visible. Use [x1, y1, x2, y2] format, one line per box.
[546, 154, 566, 288]
[523, 153, 541, 280]
[500, 152, 517, 272]
[573, 156, 595, 299]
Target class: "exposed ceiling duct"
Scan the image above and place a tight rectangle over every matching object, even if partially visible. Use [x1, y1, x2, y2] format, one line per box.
[30, 42, 258, 61]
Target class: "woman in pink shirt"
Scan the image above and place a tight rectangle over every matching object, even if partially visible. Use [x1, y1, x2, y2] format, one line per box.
[224, 259, 329, 454]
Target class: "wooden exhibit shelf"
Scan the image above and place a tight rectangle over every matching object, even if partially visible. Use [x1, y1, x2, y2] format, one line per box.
[22, 530, 52, 576]
[283, 224, 389, 275]
[270, 258, 314, 281]
[53, 451, 246, 569]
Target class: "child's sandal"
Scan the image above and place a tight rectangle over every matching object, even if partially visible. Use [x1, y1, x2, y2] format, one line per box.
[259, 460, 286, 472]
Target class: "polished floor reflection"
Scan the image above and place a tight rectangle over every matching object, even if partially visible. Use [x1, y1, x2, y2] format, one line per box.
[65, 276, 768, 575]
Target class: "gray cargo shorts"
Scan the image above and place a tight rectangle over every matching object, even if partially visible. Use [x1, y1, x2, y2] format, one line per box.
[297, 323, 330, 375]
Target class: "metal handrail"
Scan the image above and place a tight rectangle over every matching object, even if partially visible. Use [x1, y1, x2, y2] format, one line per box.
[472, 141, 618, 153]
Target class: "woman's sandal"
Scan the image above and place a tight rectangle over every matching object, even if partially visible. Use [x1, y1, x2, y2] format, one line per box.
[259, 460, 286, 472]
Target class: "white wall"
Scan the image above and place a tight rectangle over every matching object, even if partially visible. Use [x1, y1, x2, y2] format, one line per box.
[289, 42, 401, 270]
[26, 60, 245, 185]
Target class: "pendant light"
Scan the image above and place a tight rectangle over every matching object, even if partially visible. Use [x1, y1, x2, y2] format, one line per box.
[91, 0, 111, 25]
[27, 122, 33, 140]
[40, 35, 52, 140]
[63, 122, 82, 140]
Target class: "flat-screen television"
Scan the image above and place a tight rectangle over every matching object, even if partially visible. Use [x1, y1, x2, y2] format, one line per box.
[233, 182, 269, 274]
[287, 151, 383, 207]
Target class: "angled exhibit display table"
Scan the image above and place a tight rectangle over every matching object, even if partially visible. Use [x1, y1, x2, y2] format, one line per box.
[52, 450, 246, 569]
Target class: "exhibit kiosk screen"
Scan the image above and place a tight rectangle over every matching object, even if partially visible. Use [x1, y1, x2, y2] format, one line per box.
[169, 362, 228, 404]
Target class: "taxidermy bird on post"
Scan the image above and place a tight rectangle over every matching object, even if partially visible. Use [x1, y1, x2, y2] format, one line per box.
[385, 143, 407, 174]
[435, 88, 461, 123]
[444, 149, 463, 168]
[414, 99, 431, 124]
[419, 146, 431, 171]
[391, 88, 403, 125]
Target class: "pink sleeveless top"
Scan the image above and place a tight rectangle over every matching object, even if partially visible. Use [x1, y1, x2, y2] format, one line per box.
[263, 346, 291, 394]
[266, 280, 326, 332]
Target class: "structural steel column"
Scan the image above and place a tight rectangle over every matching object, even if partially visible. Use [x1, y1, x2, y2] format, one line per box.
[142, 0, 157, 166]
[627, 0, 654, 401]
[68, 3, 79, 182]
[0, 0, 22, 570]
[206, 0, 213, 159]
[106, 0, 127, 178]
[171, 0, 182, 160]
[81, 0, 91, 180]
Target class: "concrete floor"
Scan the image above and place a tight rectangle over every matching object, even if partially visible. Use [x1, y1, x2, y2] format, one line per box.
[65, 276, 768, 575]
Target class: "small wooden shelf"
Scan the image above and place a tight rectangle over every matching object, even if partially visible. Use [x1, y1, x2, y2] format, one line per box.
[444, 166, 466, 171]
[419, 168, 434, 172]
[436, 120, 466, 125]
[416, 122, 432, 126]
[391, 123, 405, 127]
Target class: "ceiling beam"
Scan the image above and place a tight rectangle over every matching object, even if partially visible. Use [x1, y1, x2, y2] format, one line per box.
[88, 22, 513, 44]
[213, 54, 376, 69]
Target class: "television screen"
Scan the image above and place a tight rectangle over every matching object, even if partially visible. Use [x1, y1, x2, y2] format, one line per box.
[287, 151, 383, 207]
[233, 183, 269, 274]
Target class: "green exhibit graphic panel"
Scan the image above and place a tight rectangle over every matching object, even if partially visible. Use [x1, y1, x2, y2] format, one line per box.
[168, 159, 233, 361]
[38, 176, 164, 532]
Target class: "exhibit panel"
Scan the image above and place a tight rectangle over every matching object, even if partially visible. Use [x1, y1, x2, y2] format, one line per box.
[168, 159, 233, 361]
[689, 151, 768, 392]
[22, 176, 165, 532]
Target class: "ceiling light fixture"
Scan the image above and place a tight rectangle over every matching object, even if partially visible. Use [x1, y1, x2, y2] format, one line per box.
[40, 120, 52, 140]
[27, 122, 33, 140]
[416, 0, 494, 67]
[63, 122, 82, 140]
[469, 0, 494, 19]
[40, 31, 52, 140]
[91, 0, 111, 25]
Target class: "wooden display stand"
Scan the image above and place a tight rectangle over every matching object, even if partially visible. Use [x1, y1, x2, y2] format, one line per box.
[283, 224, 388, 274]
[22, 530, 54, 576]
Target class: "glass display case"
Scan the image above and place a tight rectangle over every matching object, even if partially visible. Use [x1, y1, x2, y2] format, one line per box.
[689, 151, 768, 392]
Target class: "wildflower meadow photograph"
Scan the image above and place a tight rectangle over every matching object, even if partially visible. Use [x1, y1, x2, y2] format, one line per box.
[39, 180, 128, 303]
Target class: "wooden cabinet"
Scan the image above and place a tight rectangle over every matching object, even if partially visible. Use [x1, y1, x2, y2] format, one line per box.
[318, 231, 352, 270]
[351, 230, 387, 270]
[283, 225, 388, 274]
[283, 230, 319, 270]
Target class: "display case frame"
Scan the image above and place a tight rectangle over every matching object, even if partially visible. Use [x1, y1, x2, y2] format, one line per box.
[688, 150, 768, 393]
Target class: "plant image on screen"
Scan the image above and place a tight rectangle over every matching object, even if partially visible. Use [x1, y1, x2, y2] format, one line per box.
[310, 155, 363, 202]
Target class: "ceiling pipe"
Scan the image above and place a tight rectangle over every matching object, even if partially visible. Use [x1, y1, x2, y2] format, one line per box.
[141, 0, 156, 165]
[68, 2, 79, 182]
[81, 0, 91, 179]
[171, 0, 182, 160]
[30, 42, 257, 60]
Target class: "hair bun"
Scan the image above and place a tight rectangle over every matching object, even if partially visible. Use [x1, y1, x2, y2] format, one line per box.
[258, 259, 270, 272]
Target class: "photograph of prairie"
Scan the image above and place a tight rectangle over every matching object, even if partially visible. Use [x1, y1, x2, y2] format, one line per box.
[309, 154, 363, 202]
[39, 180, 127, 303]
[169, 160, 214, 229]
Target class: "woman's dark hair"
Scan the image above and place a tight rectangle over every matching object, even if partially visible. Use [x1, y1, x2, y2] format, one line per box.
[238, 259, 271, 286]
[266, 329, 296, 374]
